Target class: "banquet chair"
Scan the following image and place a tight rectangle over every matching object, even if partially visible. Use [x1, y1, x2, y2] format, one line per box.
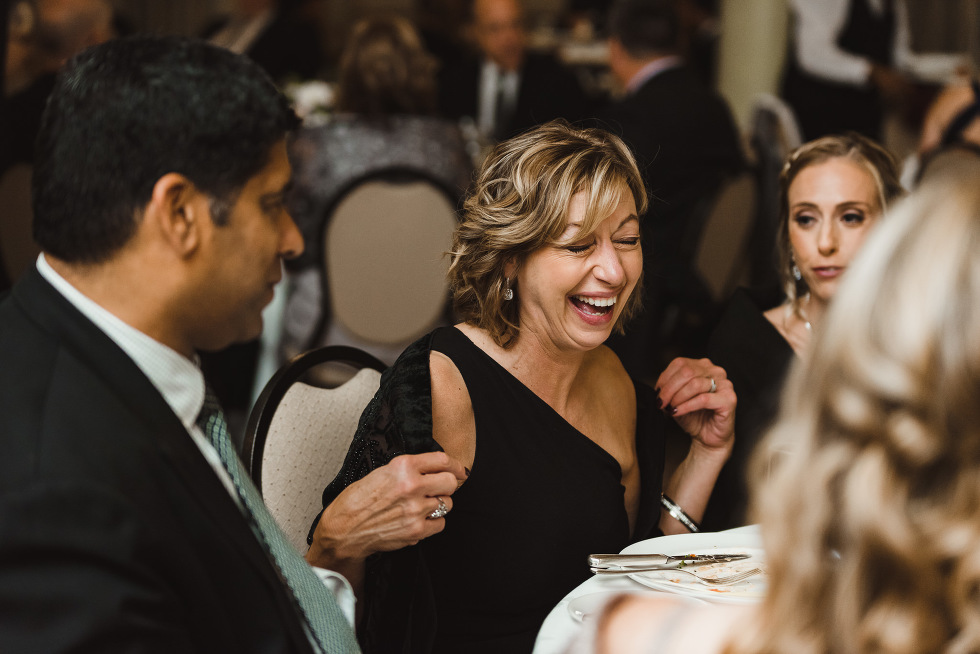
[747, 94, 803, 287]
[243, 345, 386, 552]
[655, 172, 755, 363]
[692, 172, 758, 303]
[308, 167, 460, 366]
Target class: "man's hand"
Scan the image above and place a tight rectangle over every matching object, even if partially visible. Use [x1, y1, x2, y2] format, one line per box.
[305, 452, 466, 575]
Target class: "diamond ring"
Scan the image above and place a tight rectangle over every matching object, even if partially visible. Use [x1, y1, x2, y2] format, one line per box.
[709, 378, 717, 393]
[427, 497, 449, 520]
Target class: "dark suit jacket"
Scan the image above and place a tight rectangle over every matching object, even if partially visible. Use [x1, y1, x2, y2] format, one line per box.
[600, 64, 745, 376]
[438, 52, 592, 140]
[202, 10, 323, 83]
[0, 268, 316, 653]
[602, 65, 745, 232]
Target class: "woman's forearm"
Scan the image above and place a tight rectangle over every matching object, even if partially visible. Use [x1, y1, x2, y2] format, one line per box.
[659, 440, 732, 535]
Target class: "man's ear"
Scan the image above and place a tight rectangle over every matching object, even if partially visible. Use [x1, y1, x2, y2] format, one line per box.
[145, 173, 209, 258]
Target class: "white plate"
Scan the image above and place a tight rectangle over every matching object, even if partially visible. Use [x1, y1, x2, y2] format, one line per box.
[566, 590, 707, 622]
[620, 530, 767, 605]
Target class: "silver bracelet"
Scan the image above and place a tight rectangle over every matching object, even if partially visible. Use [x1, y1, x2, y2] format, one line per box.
[660, 493, 701, 533]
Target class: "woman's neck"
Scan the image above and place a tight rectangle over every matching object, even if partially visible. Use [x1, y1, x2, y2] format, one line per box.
[794, 292, 827, 331]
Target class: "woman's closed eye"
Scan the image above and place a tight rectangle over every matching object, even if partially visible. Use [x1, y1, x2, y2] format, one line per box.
[564, 241, 595, 254]
[614, 236, 640, 248]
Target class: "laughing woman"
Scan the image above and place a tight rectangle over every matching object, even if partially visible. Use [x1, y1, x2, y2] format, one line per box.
[306, 120, 736, 654]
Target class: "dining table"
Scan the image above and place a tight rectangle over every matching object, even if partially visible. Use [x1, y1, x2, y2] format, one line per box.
[532, 525, 762, 654]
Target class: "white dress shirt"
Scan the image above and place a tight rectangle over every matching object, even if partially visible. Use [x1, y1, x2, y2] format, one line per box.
[789, 0, 963, 85]
[625, 55, 683, 95]
[35, 254, 356, 630]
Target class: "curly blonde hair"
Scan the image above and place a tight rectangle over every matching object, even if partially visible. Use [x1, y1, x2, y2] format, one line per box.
[731, 158, 980, 654]
[448, 120, 647, 347]
[776, 133, 904, 312]
[335, 16, 437, 117]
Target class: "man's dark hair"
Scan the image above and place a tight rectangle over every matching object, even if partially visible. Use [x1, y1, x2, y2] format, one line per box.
[607, 0, 679, 59]
[33, 35, 300, 264]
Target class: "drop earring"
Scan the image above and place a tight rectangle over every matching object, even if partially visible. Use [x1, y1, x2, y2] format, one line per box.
[503, 278, 514, 301]
[792, 262, 802, 281]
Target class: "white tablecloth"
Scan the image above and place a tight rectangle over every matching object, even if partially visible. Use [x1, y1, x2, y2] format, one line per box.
[532, 525, 761, 654]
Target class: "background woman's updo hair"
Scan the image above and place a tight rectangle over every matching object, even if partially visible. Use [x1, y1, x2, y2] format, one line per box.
[775, 132, 904, 308]
[335, 15, 437, 117]
[448, 119, 647, 348]
[735, 159, 980, 654]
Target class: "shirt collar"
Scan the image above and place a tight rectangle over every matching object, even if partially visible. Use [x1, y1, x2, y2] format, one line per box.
[36, 254, 206, 433]
[626, 55, 684, 94]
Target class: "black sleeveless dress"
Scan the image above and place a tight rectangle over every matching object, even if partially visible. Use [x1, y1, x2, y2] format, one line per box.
[424, 327, 665, 652]
[314, 326, 666, 653]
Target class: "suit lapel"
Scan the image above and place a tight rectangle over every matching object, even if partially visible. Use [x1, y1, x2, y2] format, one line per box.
[12, 268, 314, 651]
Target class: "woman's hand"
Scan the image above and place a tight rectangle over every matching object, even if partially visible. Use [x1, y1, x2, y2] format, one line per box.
[655, 357, 736, 456]
[306, 451, 466, 594]
[656, 358, 736, 534]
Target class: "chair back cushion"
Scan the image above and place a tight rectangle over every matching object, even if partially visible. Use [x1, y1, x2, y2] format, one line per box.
[260, 367, 382, 552]
[324, 178, 456, 345]
[694, 173, 757, 301]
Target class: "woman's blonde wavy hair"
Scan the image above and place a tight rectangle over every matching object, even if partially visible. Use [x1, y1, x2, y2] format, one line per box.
[730, 158, 980, 654]
[776, 133, 904, 312]
[448, 120, 647, 348]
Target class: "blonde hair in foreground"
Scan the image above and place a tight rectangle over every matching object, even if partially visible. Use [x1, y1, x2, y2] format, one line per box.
[732, 160, 980, 654]
[448, 120, 647, 347]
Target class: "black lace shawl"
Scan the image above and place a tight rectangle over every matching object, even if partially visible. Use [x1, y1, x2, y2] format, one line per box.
[308, 332, 442, 653]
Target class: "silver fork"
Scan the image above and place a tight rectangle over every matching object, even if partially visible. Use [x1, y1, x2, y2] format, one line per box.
[590, 566, 762, 586]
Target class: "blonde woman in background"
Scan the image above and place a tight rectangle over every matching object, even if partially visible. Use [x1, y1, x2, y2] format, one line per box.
[574, 156, 980, 654]
[701, 133, 903, 530]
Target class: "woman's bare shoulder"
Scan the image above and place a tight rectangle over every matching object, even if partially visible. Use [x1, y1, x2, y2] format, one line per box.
[585, 345, 636, 393]
[429, 346, 476, 468]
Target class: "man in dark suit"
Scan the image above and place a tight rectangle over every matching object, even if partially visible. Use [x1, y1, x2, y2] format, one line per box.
[438, 0, 591, 142]
[203, 0, 324, 84]
[602, 0, 745, 379]
[0, 36, 464, 653]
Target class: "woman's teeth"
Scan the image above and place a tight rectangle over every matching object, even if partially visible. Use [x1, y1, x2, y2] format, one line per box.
[573, 295, 617, 307]
[572, 295, 616, 315]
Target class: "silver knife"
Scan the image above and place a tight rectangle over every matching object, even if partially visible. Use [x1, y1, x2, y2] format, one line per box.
[588, 553, 750, 570]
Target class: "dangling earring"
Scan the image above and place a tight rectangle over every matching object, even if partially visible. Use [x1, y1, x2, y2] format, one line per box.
[503, 278, 514, 301]
[792, 262, 802, 281]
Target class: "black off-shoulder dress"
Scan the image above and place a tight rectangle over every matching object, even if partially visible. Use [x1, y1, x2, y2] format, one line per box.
[701, 287, 795, 531]
[311, 326, 666, 653]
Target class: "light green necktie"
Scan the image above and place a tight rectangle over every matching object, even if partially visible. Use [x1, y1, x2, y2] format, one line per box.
[196, 389, 360, 654]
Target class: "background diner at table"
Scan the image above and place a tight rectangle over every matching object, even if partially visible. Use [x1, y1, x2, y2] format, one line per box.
[700, 132, 904, 531]
[305, 120, 737, 653]
[570, 157, 980, 654]
[280, 15, 473, 365]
